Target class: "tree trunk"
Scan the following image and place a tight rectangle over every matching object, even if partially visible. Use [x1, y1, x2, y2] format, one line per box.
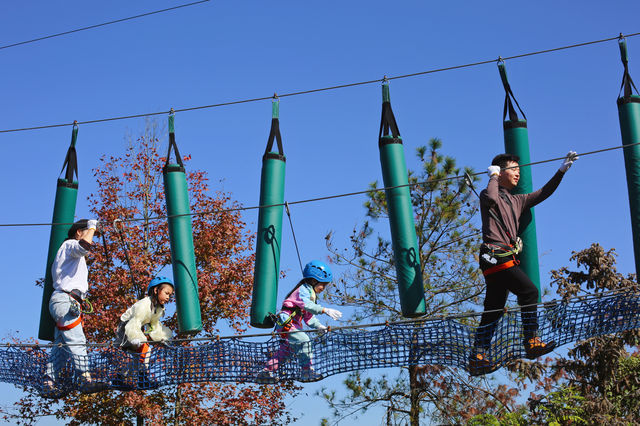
[137, 414, 144, 426]
[174, 385, 182, 424]
[409, 364, 420, 426]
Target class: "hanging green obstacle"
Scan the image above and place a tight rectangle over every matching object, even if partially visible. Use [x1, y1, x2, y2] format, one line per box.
[38, 124, 80, 341]
[498, 61, 542, 302]
[163, 113, 202, 335]
[251, 99, 286, 328]
[378, 83, 426, 318]
[617, 37, 640, 277]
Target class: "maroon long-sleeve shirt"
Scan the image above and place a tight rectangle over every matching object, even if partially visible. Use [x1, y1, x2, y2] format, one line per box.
[480, 170, 565, 246]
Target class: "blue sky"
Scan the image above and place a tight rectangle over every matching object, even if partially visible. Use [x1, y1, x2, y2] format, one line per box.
[1, 1, 640, 424]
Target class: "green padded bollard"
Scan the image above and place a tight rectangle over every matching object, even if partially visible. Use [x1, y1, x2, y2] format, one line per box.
[250, 150, 286, 328]
[38, 179, 78, 341]
[163, 164, 202, 335]
[503, 121, 542, 302]
[379, 136, 426, 317]
[617, 95, 640, 277]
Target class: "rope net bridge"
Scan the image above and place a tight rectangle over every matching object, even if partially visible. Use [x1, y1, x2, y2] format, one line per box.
[1, 289, 639, 397]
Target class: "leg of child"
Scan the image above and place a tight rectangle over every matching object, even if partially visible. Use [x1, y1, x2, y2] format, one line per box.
[288, 330, 312, 369]
[46, 291, 89, 383]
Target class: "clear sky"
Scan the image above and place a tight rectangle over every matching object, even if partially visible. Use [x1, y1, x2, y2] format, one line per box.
[2, 1, 640, 424]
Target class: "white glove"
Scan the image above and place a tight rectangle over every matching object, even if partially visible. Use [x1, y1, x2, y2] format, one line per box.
[559, 151, 579, 172]
[323, 307, 342, 320]
[316, 325, 328, 335]
[130, 338, 145, 347]
[87, 219, 99, 231]
[487, 165, 501, 177]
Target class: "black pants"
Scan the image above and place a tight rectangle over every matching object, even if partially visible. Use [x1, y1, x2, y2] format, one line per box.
[473, 265, 539, 351]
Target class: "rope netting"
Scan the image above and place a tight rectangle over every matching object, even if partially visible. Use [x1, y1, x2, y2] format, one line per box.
[1, 290, 639, 398]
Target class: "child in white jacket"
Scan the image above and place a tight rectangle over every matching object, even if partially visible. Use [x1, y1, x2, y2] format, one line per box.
[114, 276, 174, 387]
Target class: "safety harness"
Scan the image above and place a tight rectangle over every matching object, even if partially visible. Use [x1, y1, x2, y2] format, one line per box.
[268, 306, 302, 333]
[481, 190, 523, 277]
[56, 290, 91, 331]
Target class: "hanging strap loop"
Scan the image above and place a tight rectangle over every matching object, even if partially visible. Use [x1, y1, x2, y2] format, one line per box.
[59, 122, 79, 185]
[497, 60, 527, 123]
[379, 82, 401, 146]
[264, 96, 285, 161]
[164, 111, 185, 172]
[618, 35, 640, 100]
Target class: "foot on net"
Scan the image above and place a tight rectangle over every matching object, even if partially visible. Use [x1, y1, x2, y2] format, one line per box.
[468, 352, 498, 377]
[299, 369, 323, 383]
[524, 337, 556, 360]
[41, 376, 68, 399]
[78, 372, 107, 393]
[256, 369, 279, 384]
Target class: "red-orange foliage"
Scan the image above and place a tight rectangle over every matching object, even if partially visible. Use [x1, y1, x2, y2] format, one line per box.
[11, 126, 298, 425]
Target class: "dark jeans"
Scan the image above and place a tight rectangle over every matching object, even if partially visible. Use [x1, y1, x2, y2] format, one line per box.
[473, 265, 539, 351]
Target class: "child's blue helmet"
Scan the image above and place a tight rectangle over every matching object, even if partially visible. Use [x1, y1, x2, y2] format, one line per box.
[303, 260, 333, 283]
[148, 276, 174, 295]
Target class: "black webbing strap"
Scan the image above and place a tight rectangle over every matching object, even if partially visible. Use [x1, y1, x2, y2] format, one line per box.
[59, 124, 79, 185]
[113, 219, 142, 299]
[264, 117, 285, 161]
[164, 128, 185, 173]
[378, 98, 401, 146]
[619, 38, 640, 100]
[498, 61, 527, 123]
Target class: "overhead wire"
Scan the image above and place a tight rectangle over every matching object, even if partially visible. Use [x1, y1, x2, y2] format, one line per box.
[0, 31, 639, 134]
[0, 0, 210, 51]
[0, 141, 636, 228]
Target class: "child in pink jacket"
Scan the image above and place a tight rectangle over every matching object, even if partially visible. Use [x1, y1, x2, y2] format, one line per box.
[258, 260, 342, 383]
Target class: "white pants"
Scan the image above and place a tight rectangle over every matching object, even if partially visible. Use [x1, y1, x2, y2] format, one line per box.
[45, 290, 88, 380]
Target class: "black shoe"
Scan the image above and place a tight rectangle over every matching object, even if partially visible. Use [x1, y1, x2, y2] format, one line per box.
[256, 370, 279, 384]
[468, 352, 499, 377]
[299, 369, 323, 383]
[524, 337, 556, 359]
[41, 377, 69, 399]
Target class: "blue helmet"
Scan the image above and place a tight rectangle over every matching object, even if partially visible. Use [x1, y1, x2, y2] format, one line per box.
[148, 276, 174, 295]
[303, 260, 333, 283]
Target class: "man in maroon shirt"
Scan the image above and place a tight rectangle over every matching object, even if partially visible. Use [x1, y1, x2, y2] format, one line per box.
[469, 151, 578, 376]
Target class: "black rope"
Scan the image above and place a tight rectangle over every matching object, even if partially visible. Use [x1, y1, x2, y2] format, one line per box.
[0, 0, 210, 51]
[2, 32, 640, 134]
[0, 142, 637, 228]
[113, 219, 141, 299]
[284, 202, 304, 274]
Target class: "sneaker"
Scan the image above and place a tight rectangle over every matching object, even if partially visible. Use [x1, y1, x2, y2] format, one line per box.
[78, 372, 106, 393]
[256, 369, 278, 384]
[41, 376, 64, 399]
[524, 337, 556, 359]
[468, 352, 496, 377]
[299, 369, 323, 383]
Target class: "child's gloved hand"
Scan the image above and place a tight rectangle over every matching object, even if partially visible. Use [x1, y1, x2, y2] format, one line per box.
[130, 338, 145, 348]
[316, 325, 328, 335]
[323, 307, 342, 320]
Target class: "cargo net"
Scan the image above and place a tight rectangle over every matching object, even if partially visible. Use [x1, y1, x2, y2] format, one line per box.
[1, 289, 639, 398]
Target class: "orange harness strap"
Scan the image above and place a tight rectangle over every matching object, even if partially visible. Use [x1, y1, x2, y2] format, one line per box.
[137, 342, 150, 363]
[56, 315, 83, 331]
[483, 260, 517, 277]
